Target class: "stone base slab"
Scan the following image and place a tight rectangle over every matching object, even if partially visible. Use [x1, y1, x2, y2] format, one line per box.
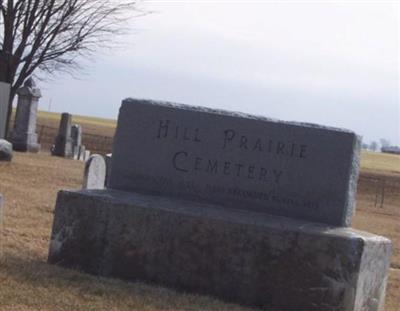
[48, 190, 392, 311]
[11, 133, 40, 152]
[12, 140, 40, 152]
[53, 136, 73, 158]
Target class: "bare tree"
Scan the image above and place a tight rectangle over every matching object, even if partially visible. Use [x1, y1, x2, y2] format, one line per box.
[0, 0, 138, 135]
[369, 141, 378, 152]
[379, 138, 390, 148]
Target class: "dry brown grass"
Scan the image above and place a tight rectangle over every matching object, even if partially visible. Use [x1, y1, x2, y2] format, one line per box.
[361, 151, 400, 176]
[1, 152, 399, 310]
[0, 152, 257, 311]
[35, 110, 116, 138]
[1, 113, 399, 310]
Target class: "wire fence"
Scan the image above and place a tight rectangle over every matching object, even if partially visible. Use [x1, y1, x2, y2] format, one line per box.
[37, 124, 113, 155]
[26, 123, 400, 213]
[357, 174, 400, 215]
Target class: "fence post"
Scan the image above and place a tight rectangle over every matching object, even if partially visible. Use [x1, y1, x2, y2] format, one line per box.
[380, 179, 385, 209]
[38, 124, 44, 143]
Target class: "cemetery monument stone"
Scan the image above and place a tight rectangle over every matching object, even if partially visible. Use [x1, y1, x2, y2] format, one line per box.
[82, 154, 106, 190]
[53, 113, 73, 157]
[48, 99, 392, 311]
[11, 78, 41, 152]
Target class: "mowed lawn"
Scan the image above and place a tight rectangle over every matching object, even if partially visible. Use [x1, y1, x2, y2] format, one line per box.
[0, 113, 399, 310]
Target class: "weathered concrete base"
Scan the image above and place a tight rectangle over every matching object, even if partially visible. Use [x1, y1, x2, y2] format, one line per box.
[48, 190, 392, 311]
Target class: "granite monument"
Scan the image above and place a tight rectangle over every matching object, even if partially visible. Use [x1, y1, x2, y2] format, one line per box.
[48, 99, 392, 311]
[71, 124, 82, 160]
[52, 113, 73, 158]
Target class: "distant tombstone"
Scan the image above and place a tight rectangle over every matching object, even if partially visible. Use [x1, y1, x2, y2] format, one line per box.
[0, 82, 11, 139]
[82, 154, 106, 189]
[71, 124, 82, 159]
[0, 139, 12, 161]
[77, 145, 86, 162]
[11, 78, 41, 152]
[53, 113, 73, 158]
[84, 150, 91, 161]
[71, 124, 82, 146]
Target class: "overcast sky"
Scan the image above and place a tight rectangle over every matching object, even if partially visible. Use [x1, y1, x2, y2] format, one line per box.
[40, 1, 399, 145]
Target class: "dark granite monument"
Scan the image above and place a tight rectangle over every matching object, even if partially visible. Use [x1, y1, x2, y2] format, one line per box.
[110, 100, 361, 226]
[71, 124, 82, 160]
[52, 113, 73, 158]
[48, 99, 392, 311]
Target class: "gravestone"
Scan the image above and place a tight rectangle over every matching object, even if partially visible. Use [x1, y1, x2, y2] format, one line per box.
[110, 100, 361, 226]
[0, 82, 11, 139]
[82, 154, 106, 189]
[11, 78, 41, 152]
[77, 145, 86, 162]
[0, 139, 12, 161]
[71, 124, 82, 159]
[52, 113, 73, 158]
[71, 124, 82, 147]
[84, 150, 90, 161]
[49, 99, 392, 311]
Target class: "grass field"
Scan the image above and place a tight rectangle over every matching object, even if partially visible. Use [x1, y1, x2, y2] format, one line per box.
[1, 112, 399, 310]
[361, 151, 400, 176]
[35, 111, 116, 140]
[37, 110, 117, 128]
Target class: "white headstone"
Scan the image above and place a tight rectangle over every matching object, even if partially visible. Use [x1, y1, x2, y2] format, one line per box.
[84, 150, 91, 162]
[83, 154, 106, 189]
[78, 145, 86, 161]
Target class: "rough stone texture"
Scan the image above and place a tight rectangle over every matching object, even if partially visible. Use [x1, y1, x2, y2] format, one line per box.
[11, 78, 41, 152]
[82, 155, 106, 189]
[48, 190, 392, 311]
[0, 82, 11, 139]
[0, 139, 12, 161]
[53, 113, 73, 157]
[109, 99, 361, 226]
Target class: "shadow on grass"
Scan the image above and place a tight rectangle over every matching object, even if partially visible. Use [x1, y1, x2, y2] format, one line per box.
[1, 254, 260, 311]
